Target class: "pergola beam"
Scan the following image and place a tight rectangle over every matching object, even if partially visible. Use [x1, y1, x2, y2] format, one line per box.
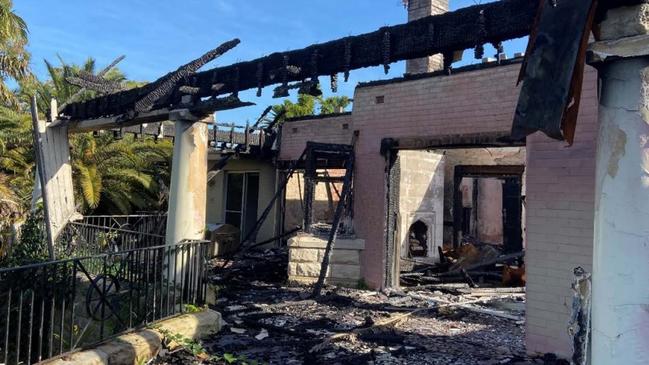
[63, 96, 254, 133]
[61, 0, 539, 121]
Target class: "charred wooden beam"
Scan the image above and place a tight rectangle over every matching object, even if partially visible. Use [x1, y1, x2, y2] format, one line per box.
[62, 0, 539, 121]
[134, 39, 240, 113]
[381, 132, 525, 154]
[511, 0, 648, 144]
[65, 95, 253, 132]
[65, 75, 123, 94]
[57, 55, 125, 114]
[511, 0, 597, 144]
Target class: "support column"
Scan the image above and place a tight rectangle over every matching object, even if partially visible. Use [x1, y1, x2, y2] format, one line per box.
[589, 5, 649, 364]
[165, 109, 210, 246]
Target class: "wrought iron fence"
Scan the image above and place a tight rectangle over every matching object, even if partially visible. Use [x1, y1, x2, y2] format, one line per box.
[55, 222, 166, 258]
[81, 214, 167, 236]
[0, 240, 209, 365]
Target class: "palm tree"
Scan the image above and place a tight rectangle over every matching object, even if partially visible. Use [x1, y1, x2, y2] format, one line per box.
[26, 57, 173, 214]
[318, 95, 351, 114]
[0, 105, 33, 246]
[70, 133, 172, 214]
[0, 105, 33, 212]
[271, 93, 351, 124]
[30, 56, 126, 113]
[0, 0, 29, 108]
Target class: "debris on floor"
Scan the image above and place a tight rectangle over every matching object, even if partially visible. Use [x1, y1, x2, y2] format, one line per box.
[149, 247, 567, 365]
[400, 242, 525, 290]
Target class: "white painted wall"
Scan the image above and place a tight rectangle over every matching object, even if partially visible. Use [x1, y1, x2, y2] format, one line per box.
[397, 150, 445, 260]
[206, 155, 278, 245]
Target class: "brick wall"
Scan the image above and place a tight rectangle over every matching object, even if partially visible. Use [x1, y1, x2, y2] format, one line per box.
[276, 60, 599, 357]
[351, 62, 598, 357]
[440, 147, 526, 243]
[278, 114, 354, 161]
[524, 69, 599, 357]
[351, 62, 524, 288]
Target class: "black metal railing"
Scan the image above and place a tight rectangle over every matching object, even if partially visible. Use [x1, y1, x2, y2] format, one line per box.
[55, 222, 166, 258]
[81, 214, 167, 237]
[0, 240, 209, 365]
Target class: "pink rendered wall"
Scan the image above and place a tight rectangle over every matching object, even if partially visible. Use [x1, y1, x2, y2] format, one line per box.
[278, 114, 354, 161]
[351, 63, 523, 288]
[351, 63, 598, 357]
[278, 62, 599, 357]
[524, 69, 598, 357]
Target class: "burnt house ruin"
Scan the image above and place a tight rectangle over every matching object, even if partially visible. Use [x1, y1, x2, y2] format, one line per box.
[20, 0, 649, 363]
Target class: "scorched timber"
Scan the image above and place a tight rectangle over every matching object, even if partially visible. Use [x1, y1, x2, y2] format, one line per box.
[64, 96, 253, 133]
[61, 0, 538, 121]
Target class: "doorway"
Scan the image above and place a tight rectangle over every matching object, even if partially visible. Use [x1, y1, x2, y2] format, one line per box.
[225, 172, 260, 238]
[452, 165, 524, 253]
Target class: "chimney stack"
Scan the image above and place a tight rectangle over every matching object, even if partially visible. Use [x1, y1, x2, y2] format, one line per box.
[406, 0, 449, 75]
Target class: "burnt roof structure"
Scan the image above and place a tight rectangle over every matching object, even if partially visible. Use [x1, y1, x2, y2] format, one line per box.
[59, 0, 540, 125]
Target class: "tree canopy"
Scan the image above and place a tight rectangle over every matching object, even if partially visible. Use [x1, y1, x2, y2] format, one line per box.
[272, 93, 351, 121]
[0, 0, 29, 108]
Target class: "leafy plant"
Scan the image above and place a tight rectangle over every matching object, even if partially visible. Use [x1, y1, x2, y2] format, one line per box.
[1, 210, 48, 266]
[271, 92, 351, 125]
[184, 303, 204, 313]
[154, 326, 207, 357]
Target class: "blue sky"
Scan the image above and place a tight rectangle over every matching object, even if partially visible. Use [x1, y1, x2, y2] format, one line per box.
[15, 0, 526, 124]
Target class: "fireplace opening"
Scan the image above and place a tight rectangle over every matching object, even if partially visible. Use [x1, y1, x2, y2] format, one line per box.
[408, 220, 428, 258]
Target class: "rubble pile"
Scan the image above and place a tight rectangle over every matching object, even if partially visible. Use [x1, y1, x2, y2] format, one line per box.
[151, 247, 566, 365]
[401, 242, 526, 289]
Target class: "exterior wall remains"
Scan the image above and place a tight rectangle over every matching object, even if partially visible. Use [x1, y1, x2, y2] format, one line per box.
[397, 150, 445, 261]
[278, 60, 599, 358]
[440, 147, 526, 244]
[351, 62, 525, 289]
[205, 156, 278, 244]
[284, 170, 344, 232]
[278, 113, 353, 161]
[524, 73, 599, 357]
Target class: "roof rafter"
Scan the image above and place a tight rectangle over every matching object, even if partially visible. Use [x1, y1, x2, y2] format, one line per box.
[62, 0, 538, 122]
[60, 0, 644, 125]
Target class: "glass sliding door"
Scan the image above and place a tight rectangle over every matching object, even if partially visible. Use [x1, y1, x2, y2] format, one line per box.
[225, 172, 260, 237]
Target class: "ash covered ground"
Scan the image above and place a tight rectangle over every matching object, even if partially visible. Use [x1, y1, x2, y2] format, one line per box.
[151, 248, 567, 365]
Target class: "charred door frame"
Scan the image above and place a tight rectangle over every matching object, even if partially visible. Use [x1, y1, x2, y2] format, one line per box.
[381, 133, 525, 288]
[452, 165, 525, 249]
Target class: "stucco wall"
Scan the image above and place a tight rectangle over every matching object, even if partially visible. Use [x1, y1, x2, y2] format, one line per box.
[524, 70, 599, 357]
[397, 150, 445, 260]
[277, 61, 599, 358]
[477, 178, 504, 243]
[279, 114, 354, 161]
[351, 62, 524, 289]
[206, 156, 278, 244]
[439, 147, 526, 243]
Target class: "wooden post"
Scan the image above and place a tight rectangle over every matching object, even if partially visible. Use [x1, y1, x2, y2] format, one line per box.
[30, 98, 78, 258]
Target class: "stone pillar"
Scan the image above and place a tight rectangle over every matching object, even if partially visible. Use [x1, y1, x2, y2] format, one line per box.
[405, 0, 448, 74]
[165, 110, 210, 246]
[588, 5, 649, 364]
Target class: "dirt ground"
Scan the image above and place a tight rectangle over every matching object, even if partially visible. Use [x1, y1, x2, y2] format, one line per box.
[151, 249, 567, 365]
